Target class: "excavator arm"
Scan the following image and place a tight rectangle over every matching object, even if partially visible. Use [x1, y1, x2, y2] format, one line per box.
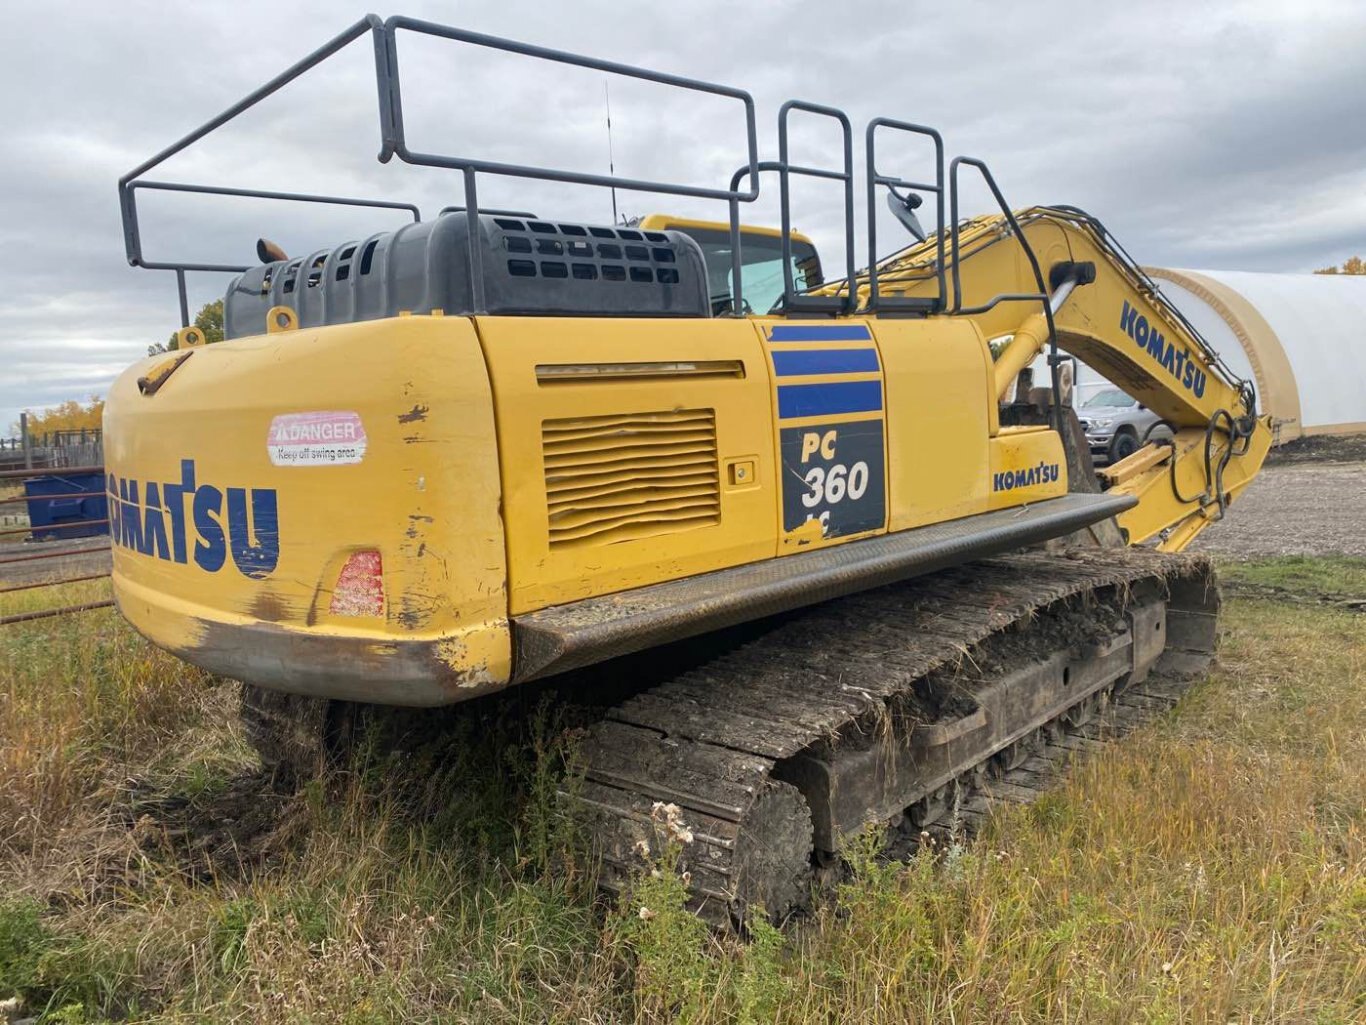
[847, 206, 1273, 550]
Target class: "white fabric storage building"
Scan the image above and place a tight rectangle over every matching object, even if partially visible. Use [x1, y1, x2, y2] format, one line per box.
[1140, 268, 1366, 442]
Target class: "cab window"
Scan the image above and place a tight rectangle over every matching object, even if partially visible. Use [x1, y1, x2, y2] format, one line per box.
[673, 226, 823, 315]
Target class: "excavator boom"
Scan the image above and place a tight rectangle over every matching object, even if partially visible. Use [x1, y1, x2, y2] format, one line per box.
[826, 205, 1272, 548]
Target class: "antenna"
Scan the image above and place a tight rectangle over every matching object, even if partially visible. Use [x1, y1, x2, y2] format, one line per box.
[605, 80, 618, 224]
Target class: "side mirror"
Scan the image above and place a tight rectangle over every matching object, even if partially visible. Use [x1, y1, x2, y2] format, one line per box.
[886, 190, 927, 244]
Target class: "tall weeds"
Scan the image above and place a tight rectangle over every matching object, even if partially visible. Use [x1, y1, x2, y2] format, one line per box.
[0, 567, 1361, 1022]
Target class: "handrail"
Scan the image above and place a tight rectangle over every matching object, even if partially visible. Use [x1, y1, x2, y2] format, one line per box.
[727, 161, 782, 315]
[948, 156, 1060, 426]
[126, 181, 421, 275]
[864, 117, 945, 314]
[117, 10, 1132, 346]
[948, 157, 1050, 316]
[777, 100, 855, 314]
[379, 16, 759, 203]
[117, 16, 385, 250]
[118, 12, 763, 324]
[117, 16, 394, 326]
[377, 15, 760, 313]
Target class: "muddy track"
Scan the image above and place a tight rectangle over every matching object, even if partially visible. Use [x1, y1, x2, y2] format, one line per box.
[575, 546, 1217, 926]
[911, 670, 1197, 848]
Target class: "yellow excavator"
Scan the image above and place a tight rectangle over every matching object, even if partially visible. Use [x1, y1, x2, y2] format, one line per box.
[108, 15, 1270, 923]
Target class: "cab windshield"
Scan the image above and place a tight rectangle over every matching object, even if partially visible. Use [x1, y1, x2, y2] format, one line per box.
[1082, 387, 1137, 409]
[674, 227, 823, 314]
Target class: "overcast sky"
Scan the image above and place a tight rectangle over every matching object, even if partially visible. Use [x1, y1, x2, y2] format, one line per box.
[3, 0, 1364, 432]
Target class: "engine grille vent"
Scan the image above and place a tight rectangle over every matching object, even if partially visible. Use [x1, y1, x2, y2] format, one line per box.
[542, 408, 720, 548]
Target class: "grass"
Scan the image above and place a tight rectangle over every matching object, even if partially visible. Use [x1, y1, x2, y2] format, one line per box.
[0, 480, 25, 531]
[1216, 554, 1366, 600]
[0, 560, 1362, 1023]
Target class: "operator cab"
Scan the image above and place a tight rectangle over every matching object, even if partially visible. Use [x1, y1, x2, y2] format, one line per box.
[638, 215, 823, 316]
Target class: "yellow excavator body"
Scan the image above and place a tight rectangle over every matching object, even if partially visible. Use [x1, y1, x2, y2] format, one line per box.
[107, 283, 1077, 705]
[106, 14, 1277, 918]
[106, 198, 1269, 708]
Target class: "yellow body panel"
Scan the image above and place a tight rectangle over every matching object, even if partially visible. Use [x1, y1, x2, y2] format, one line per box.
[105, 316, 511, 705]
[107, 304, 1075, 706]
[877, 318, 1000, 529]
[985, 430, 1068, 509]
[475, 316, 779, 613]
[637, 214, 815, 246]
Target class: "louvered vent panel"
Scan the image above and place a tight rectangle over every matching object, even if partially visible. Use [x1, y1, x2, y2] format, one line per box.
[542, 408, 720, 548]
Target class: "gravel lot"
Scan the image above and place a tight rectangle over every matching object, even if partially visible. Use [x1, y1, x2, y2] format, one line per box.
[0, 534, 111, 588]
[1191, 459, 1366, 558]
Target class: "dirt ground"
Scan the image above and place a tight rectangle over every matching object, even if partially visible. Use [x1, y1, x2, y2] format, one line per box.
[1191, 455, 1366, 558]
[0, 534, 111, 588]
[1263, 432, 1366, 466]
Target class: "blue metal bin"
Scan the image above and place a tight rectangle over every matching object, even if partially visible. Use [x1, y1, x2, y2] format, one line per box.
[23, 473, 109, 541]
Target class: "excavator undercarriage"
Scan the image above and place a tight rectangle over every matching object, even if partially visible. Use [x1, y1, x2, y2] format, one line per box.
[577, 545, 1216, 923]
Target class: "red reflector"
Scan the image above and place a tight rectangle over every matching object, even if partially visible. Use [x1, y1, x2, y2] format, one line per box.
[329, 550, 384, 617]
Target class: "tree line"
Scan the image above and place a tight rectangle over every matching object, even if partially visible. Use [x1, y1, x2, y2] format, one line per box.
[1314, 256, 1365, 275]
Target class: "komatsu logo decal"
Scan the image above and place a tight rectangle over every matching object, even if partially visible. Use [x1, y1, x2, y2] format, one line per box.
[1120, 300, 1207, 398]
[993, 461, 1060, 492]
[108, 460, 279, 578]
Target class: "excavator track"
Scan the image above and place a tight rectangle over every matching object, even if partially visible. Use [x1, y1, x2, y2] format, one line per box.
[576, 545, 1218, 926]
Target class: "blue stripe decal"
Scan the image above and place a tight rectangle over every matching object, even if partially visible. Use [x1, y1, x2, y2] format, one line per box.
[771, 349, 880, 377]
[778, 380, 884, 419]
[767, 324, 872, 342]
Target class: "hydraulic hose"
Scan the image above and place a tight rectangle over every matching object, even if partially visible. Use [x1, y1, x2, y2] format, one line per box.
[1167, 408, 1258, 521]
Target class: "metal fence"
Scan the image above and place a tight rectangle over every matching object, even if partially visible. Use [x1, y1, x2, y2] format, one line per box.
[0, 463, 113, 627]
[0, 422, 104, 473]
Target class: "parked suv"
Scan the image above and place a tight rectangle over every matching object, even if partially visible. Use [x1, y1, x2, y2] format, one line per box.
[1076, 386, 1169, 464]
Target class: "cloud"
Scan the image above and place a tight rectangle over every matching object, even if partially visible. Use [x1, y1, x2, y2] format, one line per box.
[3, 0, 1364, 430]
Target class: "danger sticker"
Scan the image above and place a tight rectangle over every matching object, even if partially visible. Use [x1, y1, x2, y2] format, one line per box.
[267, 411, 367, 467]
